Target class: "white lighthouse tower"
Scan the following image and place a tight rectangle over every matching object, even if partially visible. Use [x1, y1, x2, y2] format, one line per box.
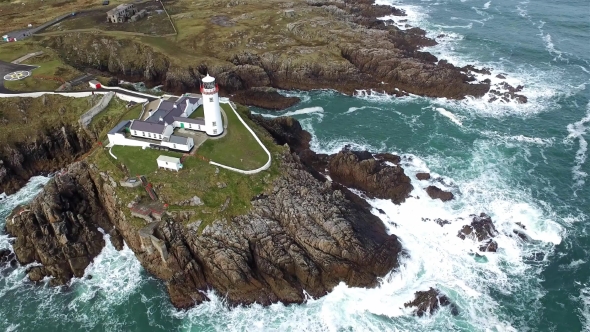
[201, 74, 224, 136]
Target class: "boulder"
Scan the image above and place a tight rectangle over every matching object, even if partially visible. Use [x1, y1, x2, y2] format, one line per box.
[426, 185, 454, 201]
[416, 172, 431, 180]
[404, 288, 459, 317]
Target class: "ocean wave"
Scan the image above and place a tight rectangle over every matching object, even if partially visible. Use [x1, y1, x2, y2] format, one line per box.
[564, 102, 590, 190]
[434, 107, 463, 126]
[580, 284, 590, 331]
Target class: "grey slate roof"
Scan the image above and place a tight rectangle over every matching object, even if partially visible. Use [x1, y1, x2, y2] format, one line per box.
[130, 120, 166, 134]
[174, 117, 205, 125]
[143, 96, 201, 126]
[108, 120, 130, 135]
[168, 135, 190, 145]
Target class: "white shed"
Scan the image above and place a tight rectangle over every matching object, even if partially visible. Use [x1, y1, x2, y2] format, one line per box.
[157, 155, 182, 172]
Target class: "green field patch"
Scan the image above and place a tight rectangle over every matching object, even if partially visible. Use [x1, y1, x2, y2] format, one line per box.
[198, 103, 268, 170]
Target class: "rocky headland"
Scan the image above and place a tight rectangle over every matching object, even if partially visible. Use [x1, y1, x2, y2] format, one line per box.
[5, 113, 419, 308]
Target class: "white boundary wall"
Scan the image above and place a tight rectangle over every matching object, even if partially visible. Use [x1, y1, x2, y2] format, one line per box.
[209, 99, 272, 175]
[79, 91, 115, 127]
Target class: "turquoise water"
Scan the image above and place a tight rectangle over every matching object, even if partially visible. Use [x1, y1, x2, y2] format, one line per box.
[1, 0, 589, 330]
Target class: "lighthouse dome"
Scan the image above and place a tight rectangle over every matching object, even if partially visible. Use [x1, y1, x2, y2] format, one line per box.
[202, 74, 215, 83]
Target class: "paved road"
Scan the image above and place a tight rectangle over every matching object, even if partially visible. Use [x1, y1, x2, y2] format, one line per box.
[0, 60, 37, 93]
[3, 13, 73, 41]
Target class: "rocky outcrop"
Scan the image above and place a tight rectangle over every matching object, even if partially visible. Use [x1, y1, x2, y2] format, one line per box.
[0, 124, 93, 195]
[328, 150, 413, 204]
[457, 213, 498, 252]
[7, 151, 402, 308]
[5, 163, 121, 285]
[249, 114, 312, 153]
[404, 288, 459, 317]
[426, 185, 454, 201]
[232, 87, 300, 110]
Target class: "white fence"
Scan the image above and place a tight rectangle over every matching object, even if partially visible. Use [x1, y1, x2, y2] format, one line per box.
[209, 100, 272, 175]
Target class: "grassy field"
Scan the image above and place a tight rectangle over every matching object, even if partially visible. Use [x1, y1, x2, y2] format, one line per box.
[89, 104, 285, 231]
[89, 98, 143, 140]
[0, 94, 99, 144]
[199, 103, 268, 170]
[0, 42, 81, 91]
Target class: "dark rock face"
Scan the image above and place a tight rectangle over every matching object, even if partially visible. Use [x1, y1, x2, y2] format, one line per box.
[7, 153, 402, 308]
[426, 185, 454, 201]
[0, 125, 93, 195]
[232, 87, 300, 110]
[457, 213, 498, 252]
[5, 163, 117, 284]
[375, 153, 401, 165]
[249, 114, 311, 153]
[404, 288, 459, 317]
[0, 249, 17, 268]
[328, 150, 413, 204]
[416, 172, 431, 180]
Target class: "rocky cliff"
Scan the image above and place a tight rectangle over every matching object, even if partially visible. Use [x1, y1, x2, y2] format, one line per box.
[35, 0, 520, 106]
[0, 124, 93, 195]
[6, 148, 403, 308]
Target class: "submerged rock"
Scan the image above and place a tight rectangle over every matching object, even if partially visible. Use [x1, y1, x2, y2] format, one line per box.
[426, 185, 454, 201]
[404, 287, 459, 317]
[0, 249, 17, 268]
[457, 213, 499, 252]
[416, 172, 431, 180]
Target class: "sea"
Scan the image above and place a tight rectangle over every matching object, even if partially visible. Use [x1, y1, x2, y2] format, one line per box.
[1, 0, 589, 330]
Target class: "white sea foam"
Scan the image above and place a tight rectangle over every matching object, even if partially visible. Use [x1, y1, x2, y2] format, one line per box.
[481, 131, 555, 146]
[170, 141, 565, 331]
[483, 1, 491, 9]
[564, 102, 590, 190]
[434, 107, 463, 126]
[580, 284, 590, 331]
[258, 106, 324, 120]
[344, 106, 382, 114]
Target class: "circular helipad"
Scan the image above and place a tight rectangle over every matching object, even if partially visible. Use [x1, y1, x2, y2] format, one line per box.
[3, 70, 31, 81]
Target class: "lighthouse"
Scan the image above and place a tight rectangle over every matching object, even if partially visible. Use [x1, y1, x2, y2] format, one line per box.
[200, 74, 224, 136]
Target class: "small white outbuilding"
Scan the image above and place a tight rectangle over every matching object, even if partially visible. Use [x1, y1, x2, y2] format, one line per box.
[157, 155, 182, 172]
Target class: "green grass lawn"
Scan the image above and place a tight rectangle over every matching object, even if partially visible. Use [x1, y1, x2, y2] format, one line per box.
[89, 99, 143, 140]
[110, 146, 183, 176]
[198, 103, 269, 170]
